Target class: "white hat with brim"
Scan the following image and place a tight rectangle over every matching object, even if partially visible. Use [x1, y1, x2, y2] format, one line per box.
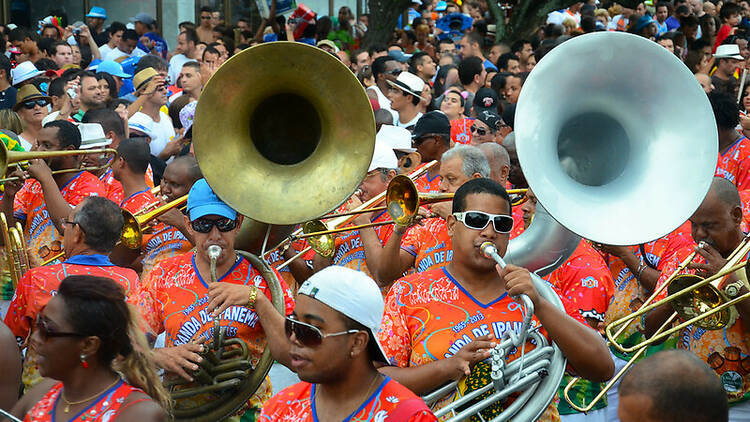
[11, 62, 44, 86]
[714, 44, 744, 60]
[386, 71, 426, 101]
[368, 141, 399, 172]
[376, 125, 416, 153]
[78, 123, 112, 149]
[297, 266, 391, 363]
[128, 112, 156, 139]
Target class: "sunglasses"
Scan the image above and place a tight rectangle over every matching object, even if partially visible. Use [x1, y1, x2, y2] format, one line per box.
[201, 15, 212, 19]
[453, 211, 514, 233]
[470, 125, 492, 136]
[35, 315, 84, 341]
[191, 217, 237, 233]
[22, 99, 49, 109]
[285, 316, 360, 347]
[387, 69, 402, 76]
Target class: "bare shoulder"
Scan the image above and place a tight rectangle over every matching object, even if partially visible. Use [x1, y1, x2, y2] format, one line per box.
[11, 378, 58, 419]
[115, 391, 167, 422]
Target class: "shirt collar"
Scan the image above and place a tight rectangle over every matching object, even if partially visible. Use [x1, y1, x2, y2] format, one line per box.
[63, 253, 114, 266]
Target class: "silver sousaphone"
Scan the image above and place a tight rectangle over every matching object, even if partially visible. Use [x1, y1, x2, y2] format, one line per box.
[421, 32, 717, 421]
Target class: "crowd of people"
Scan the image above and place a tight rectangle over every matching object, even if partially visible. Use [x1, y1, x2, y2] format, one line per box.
[0, 0, 746, 421]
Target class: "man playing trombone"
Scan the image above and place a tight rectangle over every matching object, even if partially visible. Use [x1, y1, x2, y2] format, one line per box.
[644, 177, 750, 419]
[379, 178, 613, 420]
[0, 120, 106, 267]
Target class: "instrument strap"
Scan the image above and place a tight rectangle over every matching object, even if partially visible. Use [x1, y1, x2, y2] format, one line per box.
[639, 243, 658, 270]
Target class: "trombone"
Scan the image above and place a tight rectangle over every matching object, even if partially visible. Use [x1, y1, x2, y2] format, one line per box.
[0, 142, 116, 183]
[120, 194, 188, 249]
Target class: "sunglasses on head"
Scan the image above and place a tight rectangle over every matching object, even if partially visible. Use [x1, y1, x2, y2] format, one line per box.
[285, 316, 360, 347]
[190, 217, 237, 233]
[23, 99, 49, 109]
[35, 315, 84, 341]
[453, 211, 514, 233]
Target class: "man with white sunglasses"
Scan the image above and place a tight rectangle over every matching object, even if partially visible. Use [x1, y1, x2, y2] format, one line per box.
[378, 178, 613, 420]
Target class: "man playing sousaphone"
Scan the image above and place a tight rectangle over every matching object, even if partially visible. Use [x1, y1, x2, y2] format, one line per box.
[134, 178, 295, 419]
[0, 120, 106, 267]
[378, 178, 613, 420]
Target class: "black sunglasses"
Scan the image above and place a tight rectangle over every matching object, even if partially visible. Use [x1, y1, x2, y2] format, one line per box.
[191, 217, 237, 233]
[35, 316, 84, 341]
[22, 99, 49, 109]
[470, 125, 491, 136]
[453, 211, 514, 233]
[387, 69, 402, 76]
[201, 15, 212, 19]
[285, 316, 359, 347]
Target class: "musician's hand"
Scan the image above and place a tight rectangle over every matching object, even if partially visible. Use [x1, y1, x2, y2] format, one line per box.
[3, 168, 25, 196]
[431, 201, 452, 220]
[688, 242, 727, 278]
[152, 344, 204, 381]
[498, 264, 540, 305]
[444, 334, 495, 379]
[592, 243, 631, 258]
[156, 207, 185, 228]
[26, 159, 53, 182]
[207, 283, 255, 317]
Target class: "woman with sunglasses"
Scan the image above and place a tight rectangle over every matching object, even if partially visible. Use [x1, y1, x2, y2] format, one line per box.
[378, 178, 613, 420]
[134, 179, 294, 420]
[13, 85, 51, 151]
[8, 275, 168, 422]
[261, 266, 436, 421]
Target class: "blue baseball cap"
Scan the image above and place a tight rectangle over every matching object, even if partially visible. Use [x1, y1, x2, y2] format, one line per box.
[95, 60, 132, 78]
[187, 179, 238, 221]
[119, 56, 139, 77]
[86, 7, 107, 19]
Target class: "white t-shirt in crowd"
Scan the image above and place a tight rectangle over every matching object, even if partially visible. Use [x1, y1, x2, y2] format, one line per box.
[104, 47, 146, 62]
[132, 111, 176, 157]
[98, 44, 114, 58]
[395, 112, 422, 130]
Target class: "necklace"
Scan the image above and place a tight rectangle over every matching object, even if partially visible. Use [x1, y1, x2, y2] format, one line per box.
[60, 377, 120, 413]
[315, 373, 382, 419]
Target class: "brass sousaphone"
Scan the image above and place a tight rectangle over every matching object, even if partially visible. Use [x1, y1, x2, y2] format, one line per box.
[175, 42, 375, 421]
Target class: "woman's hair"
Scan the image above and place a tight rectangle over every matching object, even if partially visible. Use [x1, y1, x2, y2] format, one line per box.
[58, 275, 171, 411]
[433, 64, 456, 97]
[0, 109, 23, 134]
[95, 72, 118, 106]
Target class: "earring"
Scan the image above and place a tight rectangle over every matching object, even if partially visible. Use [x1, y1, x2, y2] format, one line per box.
[350, 350, 354, 358]
[80, 354, 89, 369]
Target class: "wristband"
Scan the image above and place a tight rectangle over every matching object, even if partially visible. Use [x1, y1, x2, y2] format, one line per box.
[636, 263, 647, 279]
[247, 285, 258, 308]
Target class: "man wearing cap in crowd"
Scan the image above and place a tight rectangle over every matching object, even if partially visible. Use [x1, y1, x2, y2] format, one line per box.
[712, 44, 744, 95]
[129, 68, 175, 160]
[387, 71, 425, 130]
[313, 142, 400, 286]
[135, 178, 295, 419]
[472, 108, 506, 146]
[261, 266, 437, 421]
[11, 62, 43, 89]
[14, 85, 51, 150]
[377, 124, 421, 174]
[132, 13, 168, 59]
[317, 40, 340, 55]
[1, 120, 106, 267]
[412, 111, 452, 193]
[370, 144, 490, 285]
[85, 6, 109, 46]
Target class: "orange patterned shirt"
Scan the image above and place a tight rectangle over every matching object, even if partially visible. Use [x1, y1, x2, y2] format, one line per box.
[413, 171, 442, 194]
[332, 210, 394, 279]
[99, 166, 154, 204]
[450, 118, 473, 145]
[134, 252, 295, 408]
[716, 136, 750, 190]
[401, 217, 452, 272]
[13, 171, 105, 267]
[260, 378, 437, 421]
[379, 267, 582, 421]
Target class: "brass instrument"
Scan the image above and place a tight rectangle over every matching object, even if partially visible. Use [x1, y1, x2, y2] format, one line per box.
[0, 213, 24, 287]
[0, 144, 116, 183]
[184, 42, 376, 421]
[165, 246, 284, 421]
[513, 33, 718, 412]
[422, 242, 566, 421]
[120, 194, 188, 249]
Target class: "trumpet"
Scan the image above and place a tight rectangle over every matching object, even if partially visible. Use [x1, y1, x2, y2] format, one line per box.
[0, 213, 27, 286]
[0, 144, 116, 183]
[120, 194, 188, 249]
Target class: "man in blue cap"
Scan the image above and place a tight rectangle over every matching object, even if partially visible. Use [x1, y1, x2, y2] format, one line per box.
[131, 13, 168, 59]
[135, 178, 295, 419]
[85, 6, 109, 46]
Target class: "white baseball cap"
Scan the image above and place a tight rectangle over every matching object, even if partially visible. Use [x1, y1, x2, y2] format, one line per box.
[377, 125, 416, 153]
[297, 266, 389, 363]
[11, 61, 44, 86]
[368, 140, 398, 172]
[78, 123, 112, 149]
[128, 113, 155, 139]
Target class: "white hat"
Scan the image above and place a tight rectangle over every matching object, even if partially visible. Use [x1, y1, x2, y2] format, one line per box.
[297, 266, 389, 363]
[386, 71, 426, 100]
[714, 44, 744, 60]
[78, 123, 112, 149]
[11, 61, 44, 86]
[368, 140, 398, 172]
[128, 113, 155, 139]
[376, 125, 415, 153]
